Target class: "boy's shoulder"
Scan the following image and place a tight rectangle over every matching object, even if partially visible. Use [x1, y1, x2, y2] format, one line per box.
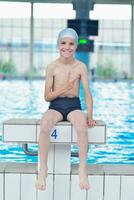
[46, 60, 57, 70]
[75, 59, 86, 69]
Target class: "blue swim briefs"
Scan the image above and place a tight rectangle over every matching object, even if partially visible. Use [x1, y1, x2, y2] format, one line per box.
[49, 97, 82, 121]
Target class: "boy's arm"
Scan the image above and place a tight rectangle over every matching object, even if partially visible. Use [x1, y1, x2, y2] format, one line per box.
[80, 64, 96, 126]
[44, 64, 64, 101]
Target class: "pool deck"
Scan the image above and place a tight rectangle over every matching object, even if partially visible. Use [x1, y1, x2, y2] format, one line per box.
[0, 162, 134, 175]
[0, 163, 134, 200]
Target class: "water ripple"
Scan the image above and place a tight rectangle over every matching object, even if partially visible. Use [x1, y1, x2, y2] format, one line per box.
[0, 80, 134, 164]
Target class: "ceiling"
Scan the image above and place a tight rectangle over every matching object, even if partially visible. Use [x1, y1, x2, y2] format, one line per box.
[0, 0, 133, 4]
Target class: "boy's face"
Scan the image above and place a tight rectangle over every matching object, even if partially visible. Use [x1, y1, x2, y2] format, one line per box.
[59, 37, 77, 59]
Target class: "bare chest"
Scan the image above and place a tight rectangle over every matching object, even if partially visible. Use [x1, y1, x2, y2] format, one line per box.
[53, 67, 80, 84]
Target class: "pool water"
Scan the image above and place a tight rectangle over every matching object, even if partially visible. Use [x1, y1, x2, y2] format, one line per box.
[0, 80, 134, 164]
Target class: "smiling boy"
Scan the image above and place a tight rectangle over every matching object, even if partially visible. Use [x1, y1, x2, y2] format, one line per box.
[36, 28, 96, 191]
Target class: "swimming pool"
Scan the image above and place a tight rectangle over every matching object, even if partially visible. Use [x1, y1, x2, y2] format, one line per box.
[0, 80, 134, 164]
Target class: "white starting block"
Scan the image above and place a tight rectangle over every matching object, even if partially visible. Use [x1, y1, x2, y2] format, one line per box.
[3, 118, 106, 175]
[2, 118, 107, 199]
[3, 119, 106, 144]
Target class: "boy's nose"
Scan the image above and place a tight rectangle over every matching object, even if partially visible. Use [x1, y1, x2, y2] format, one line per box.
[65, 45, 70, 49]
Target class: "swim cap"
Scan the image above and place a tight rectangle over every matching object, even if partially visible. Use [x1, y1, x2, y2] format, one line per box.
[57, 28, 78, 46]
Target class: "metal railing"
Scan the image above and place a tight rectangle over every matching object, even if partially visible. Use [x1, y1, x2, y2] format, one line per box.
[22, 144, 79, 157]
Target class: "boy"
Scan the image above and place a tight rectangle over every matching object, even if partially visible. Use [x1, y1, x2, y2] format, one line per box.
[36, 28, 96, 191]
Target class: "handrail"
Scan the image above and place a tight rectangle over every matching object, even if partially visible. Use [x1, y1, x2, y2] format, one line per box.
[22, 144, 37, 156]
[22, 144, 79, 157]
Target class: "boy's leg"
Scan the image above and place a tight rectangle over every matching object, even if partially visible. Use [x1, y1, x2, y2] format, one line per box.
[67, 110, 90, 190]
[36, 109, 63, 190]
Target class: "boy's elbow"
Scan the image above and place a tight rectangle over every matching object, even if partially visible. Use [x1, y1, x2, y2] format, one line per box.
[45, 98, 49, 102]
[44, 94, 50, 102]
[44, 90, 50, 101]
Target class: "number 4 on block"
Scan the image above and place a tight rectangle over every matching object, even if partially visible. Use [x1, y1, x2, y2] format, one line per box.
[51, 129, 58, 139]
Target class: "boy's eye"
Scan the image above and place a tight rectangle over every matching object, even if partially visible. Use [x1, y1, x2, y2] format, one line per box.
[61, 41, 66, 45]
[70, 42, 75, 45]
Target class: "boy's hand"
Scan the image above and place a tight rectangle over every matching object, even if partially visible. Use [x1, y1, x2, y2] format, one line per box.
[63, 73, 80, 92]
[87, 118, 96, 127]
[62, 78, 76, 92]
[67, 72, 80, 88]
[67, 76, 79, 89]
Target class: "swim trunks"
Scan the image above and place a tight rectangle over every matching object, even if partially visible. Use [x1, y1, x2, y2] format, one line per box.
[49, 97, 82, 121]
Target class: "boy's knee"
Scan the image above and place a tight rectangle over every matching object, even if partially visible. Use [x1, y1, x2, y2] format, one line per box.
[40, 119, 55, 134]
[42, 117, 55, 126]
[75, 121, 88, 132]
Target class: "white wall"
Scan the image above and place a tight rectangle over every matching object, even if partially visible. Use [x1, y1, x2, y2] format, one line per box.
[1, 173, 134, 200]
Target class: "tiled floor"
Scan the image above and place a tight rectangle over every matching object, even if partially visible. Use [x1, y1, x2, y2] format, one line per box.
[0, 163, 134, 200]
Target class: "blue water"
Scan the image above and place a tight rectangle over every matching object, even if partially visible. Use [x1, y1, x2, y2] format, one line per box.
[0, 80, 134, 164]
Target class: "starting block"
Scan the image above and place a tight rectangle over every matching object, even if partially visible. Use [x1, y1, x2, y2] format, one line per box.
[3, 118, 106, 174]
[3, 119, 106, 144]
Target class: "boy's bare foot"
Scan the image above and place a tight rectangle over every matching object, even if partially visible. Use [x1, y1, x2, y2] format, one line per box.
[78, 165, 90, 190]
[35, 169, 48, 190]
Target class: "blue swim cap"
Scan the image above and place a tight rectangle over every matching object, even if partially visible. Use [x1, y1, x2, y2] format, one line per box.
[57, 28, 78, 46]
